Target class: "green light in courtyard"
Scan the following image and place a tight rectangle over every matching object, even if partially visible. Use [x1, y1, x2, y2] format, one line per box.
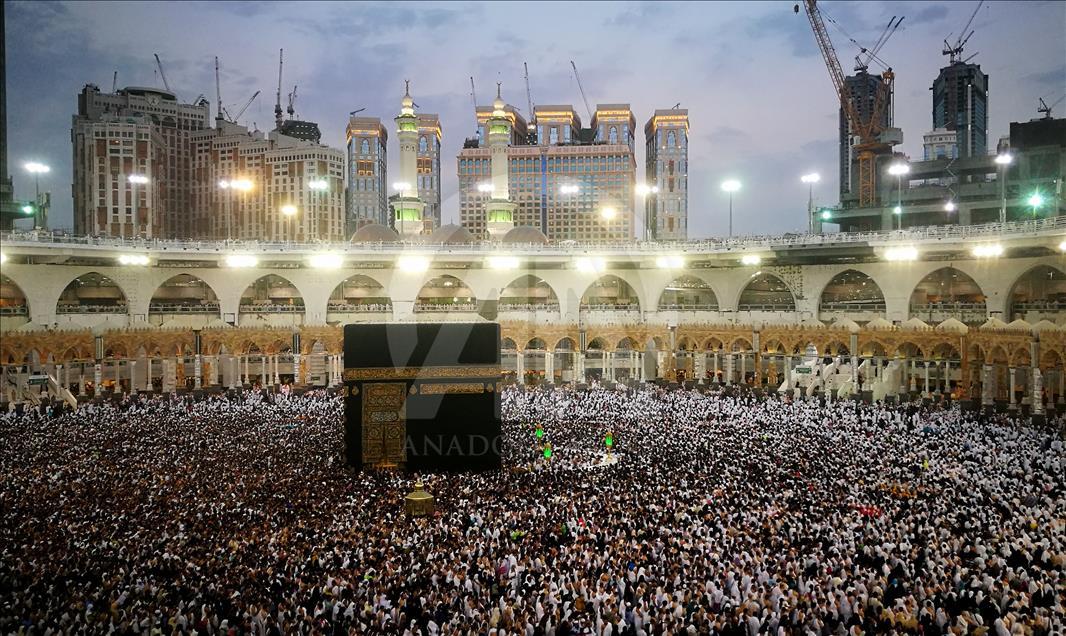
[21, 204, 34, 214]
[1028, 191, 1045, 208]
[820, 209, 832, 220]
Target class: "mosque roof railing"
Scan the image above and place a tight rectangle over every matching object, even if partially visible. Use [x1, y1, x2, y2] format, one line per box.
[1, 215, 1063, 257]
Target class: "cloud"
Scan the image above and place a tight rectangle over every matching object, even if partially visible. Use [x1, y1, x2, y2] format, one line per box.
[605, 1, 672, 27]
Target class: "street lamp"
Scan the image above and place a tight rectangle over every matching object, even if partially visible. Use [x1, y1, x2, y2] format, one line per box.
[600, 206, 618, 221]
[218, 178, 254, 241]
[995, 153, 1013, 224]
[943, 200, 956, 212]
[281, 204, 298, 242]
[887, 163, 909, 230]
[127, 175, 150, 239]
[634, 183, 659, 240]
[720, 179, 741, 238]
[1028, 191, 1045, 219]
[801, 173, 820, 233]
[24, 162, 50, 229]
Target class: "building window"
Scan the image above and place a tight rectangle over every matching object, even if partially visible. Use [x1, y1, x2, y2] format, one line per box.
[419, 136, 428, 153]
[360, 139, 370, 155]
[609, 126, 618, 145]
[667, 131, 676, 148]
[550, 128, 559, 145]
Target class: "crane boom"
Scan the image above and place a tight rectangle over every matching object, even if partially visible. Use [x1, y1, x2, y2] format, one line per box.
[523, 62, 535, 121]
[944, 0, 984, 62]
[469, 76, 478, 133]
[233, 90, 260, 122]
[154, 53, 172, 92]
[799, 0, 892, 207]
[287, 85, 297, 119]
[570, 60, 593, 122]
[275, 49, 284, 130]
[214, 56, 223, 125]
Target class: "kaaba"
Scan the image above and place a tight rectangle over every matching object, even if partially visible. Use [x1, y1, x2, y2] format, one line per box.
[342, 323, 502, 471]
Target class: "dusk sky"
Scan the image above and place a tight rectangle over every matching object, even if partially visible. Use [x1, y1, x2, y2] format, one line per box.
[6, 0, 1065, 238]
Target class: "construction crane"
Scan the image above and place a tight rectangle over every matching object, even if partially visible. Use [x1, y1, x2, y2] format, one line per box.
[943, 0, 984, 64]
[349, 108, 366, 117]
[224, 90, 260, 124]
[112, 71, 118, 93]
[570, 61, 593, 122]
[854, 16, 903, 72]
[275, 49, 284, 130]
[469, 76, 479, 134]
[287, 85, 297, 119]
[214, 56, 224, 126]
[153, 53, 172, 92]
[798, 0, 894, 207]
[1038, 95, 1065, 119]
[523, 62, 535, 123]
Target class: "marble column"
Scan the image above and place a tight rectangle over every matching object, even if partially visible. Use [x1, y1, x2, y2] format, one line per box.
[1009, 367, 1017, 409]
[545, 351, 554, 384]
[923, 362, 931, 398]
[293, 353, 302, 385]
[194, 355, 202, 389]
[575, 352, 585, 384]
[726, 354, 734, 386]
[981, 364, 994, 407]
[516, 351, 525, 384]
[1032, 368, 1044, 415]
[713, 352, 719, 382]
[130, 361, 138, 394]
[94, 363, 102, 392]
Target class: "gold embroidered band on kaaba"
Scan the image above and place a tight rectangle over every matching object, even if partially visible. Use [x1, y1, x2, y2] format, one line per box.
[419, 382, 492, 395]
[343, 365, 501, 381]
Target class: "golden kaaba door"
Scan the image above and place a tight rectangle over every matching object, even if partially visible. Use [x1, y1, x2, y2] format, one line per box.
[361, 382, 407, 465]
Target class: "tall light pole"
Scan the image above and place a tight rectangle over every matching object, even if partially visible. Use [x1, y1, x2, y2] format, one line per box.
[128, 175, 149, 239]
[281, 204, 298, 242]
[219, 178, 253, 241]
[720, 179, 741, 238]
[635, 183, 659, 240]
[24, 162, 50, 229]
[994, 153, 1013, 224]
[887, 163, 909, 231]
[801, 173, 820, 233]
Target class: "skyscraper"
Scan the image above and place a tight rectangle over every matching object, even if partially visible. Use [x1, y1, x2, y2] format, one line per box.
[932, 61, 988, 160]
[345, 116, 388, 232]
[191, 120, 345, 242]
[458, 103, 636, 242]
[72, 85, 210, 238]
[416, 113, 442, 230]
[838, 72, 893, 199]
[644, 108, 689, 240]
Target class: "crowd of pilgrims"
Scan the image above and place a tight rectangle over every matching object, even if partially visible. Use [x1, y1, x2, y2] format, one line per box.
[0, 384, 1063, 636]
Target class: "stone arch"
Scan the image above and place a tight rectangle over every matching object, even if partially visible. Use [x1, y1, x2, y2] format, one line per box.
[1007, 264, 1066, 321]
[104, 343, 128, 359]
[0, 274, 29, 314]
[731, 337, 753, 352]
[657, 275, 719, 311]
[555, 337, 576, 351]
[499, 275, 560, 311]
[240, 275, 305, 312]
[909, 267, 986, 323]
[737, 273, 795, 312]
[149, 274, 220, 316]
[824, 341, 850, 356]
[762, 339, 785, 354]
[1040, 349, 1062, 369]
[328, 274, 392, 312]
[702, 336, 724, 351]
[859, 340, 887, 357]
[415, 274, 476, 311]
[818, 269, 886, 316]
[501, 337, 518, 350]
[580, 275, 640, 312]
[616, 337, 640, 351]
[894, 342, 924, 358]
[676, 335, 695, 351]
[930, 342, 961, 360]
[56, 272, 128, 313]
[525, 337, 548, 350]
[1011, 346, 1032, 367]
[587, 337, 609, 351]
[967, 342, 986, 364]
